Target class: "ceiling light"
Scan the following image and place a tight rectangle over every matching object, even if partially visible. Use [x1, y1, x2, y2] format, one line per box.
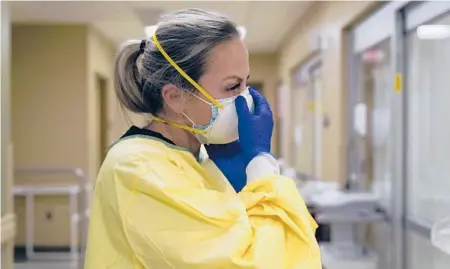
[144, 25, 157, 38]
[417, 25, 450, 40]
[237, 26, 247, 39]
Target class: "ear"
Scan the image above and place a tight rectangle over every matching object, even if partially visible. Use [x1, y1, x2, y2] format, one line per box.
[161, 84, 188, 114]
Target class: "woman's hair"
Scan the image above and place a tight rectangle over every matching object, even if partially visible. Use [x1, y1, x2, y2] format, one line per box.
[115, 8, 240, 115]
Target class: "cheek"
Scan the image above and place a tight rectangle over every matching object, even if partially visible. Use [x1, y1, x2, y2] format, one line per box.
[184, 98, 213, 126]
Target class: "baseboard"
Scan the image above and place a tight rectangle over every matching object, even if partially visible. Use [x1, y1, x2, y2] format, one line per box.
[1, 213, 16, 244]
[14, 245, 83, 262]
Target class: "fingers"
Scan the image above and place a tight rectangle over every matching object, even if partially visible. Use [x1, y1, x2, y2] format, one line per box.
[235, 95, 251, 120]
[249, 87, 271, 116]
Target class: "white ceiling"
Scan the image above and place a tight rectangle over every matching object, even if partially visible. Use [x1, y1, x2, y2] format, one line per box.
[10, 1, 312, 53]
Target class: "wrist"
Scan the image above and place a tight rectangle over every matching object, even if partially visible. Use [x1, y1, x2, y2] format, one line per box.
[246, 153, 280, 182]
[244, 148, 271, 164]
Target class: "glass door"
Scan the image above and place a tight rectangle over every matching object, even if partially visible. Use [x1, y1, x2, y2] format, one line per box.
[348, 4, 401, 267]
[403, 2, 450, 268]
[354, 38, 395, 269]
[352, 38, 393, 208]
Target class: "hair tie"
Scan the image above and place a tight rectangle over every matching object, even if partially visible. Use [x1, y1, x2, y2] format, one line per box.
[140, 40, 146, 54]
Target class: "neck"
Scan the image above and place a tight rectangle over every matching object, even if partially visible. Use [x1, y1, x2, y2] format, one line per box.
[147, 121, 201, 155]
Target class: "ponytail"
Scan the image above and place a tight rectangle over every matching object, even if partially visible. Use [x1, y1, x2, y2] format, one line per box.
[114, 40, 150, 114]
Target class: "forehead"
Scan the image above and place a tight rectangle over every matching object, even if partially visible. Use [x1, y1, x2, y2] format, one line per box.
[204, 37, 249, 77]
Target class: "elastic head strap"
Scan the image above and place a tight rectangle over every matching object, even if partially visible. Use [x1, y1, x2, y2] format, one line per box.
[151, 116, 207, 135]
[152, 31, 223, 109]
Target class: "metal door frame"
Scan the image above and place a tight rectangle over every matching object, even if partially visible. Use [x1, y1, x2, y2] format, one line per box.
[400, 1, 450, 267]
[308, 63, 323, 179]
[301, 56, 322, 179]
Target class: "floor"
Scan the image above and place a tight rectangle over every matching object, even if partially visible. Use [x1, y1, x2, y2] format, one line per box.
[14, 261, 81, 269]
[14, 249, 83, 269]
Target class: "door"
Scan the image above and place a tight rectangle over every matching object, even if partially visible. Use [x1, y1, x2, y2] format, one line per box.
[351, 39, 393, 200]
[403, 2, 450, 268]
[291, 82, 311, 175]
[96, 75, 109, 166]
[349, 4, 399, 268]
[290, 57, 322, 178]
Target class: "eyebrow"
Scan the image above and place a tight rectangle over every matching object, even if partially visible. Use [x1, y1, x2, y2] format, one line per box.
[223, 74, 251, 81]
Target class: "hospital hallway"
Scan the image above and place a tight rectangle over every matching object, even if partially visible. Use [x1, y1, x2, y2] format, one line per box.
[1, 1, 449, 269]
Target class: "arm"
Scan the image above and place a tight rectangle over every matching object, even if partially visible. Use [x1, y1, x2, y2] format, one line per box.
[112, 156, 321, 269]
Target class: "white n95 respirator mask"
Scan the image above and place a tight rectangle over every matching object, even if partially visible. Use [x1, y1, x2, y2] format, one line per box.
[183, 87, 254, 145]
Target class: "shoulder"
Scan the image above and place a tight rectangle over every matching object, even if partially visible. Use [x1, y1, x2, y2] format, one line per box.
[106, 137, 177, 171]
[97, 137, 197, 190]
[109, 136, 171, 159]
[98, 138, 172, 181]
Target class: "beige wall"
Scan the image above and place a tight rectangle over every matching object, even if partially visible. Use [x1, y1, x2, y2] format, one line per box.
[11, 24, 118, 246]
[12, 24, 88, 246]
[277, 1, 378, 185]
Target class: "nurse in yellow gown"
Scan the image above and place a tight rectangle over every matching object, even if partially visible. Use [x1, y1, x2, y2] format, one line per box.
[84, 8, 322, 269]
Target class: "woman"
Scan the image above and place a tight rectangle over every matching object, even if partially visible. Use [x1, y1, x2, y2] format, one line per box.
[84, 8, 321, 269]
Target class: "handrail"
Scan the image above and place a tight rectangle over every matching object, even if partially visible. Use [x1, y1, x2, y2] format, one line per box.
[14, 166, 91, 261]
[14, 166, 92, 207]
[15, 166, 87, 184]
[405, 217, 432, 238]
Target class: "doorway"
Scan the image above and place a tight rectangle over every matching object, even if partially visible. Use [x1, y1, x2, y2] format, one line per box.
[352, 39, 392, 202]
[402, 4, 450, 268]
[96, 74, 109, 166]
[290, 56, 323, 179]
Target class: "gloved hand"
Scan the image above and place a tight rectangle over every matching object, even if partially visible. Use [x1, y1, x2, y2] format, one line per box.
[236, 87, 274, 163]
[205, 141, 247, 192]
[205, 88, 274, 192]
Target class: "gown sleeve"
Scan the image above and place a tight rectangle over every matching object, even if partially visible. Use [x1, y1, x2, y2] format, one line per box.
[108, 153, 321, 269]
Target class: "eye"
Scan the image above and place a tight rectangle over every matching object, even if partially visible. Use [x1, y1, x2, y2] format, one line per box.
[226, 82, 241, 92]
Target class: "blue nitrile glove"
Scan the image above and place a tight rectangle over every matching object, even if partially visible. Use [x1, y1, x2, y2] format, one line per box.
[205, 141, 247, 192]
[205, 88, 274, 192]
[235, 87, 274, 163]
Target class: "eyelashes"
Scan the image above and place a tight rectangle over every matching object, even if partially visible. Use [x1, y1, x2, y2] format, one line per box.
[226, 82, 241, 92]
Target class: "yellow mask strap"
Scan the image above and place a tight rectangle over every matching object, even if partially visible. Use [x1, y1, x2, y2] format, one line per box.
[151, 116, 207, 135]
[152, 31, 223, 109]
